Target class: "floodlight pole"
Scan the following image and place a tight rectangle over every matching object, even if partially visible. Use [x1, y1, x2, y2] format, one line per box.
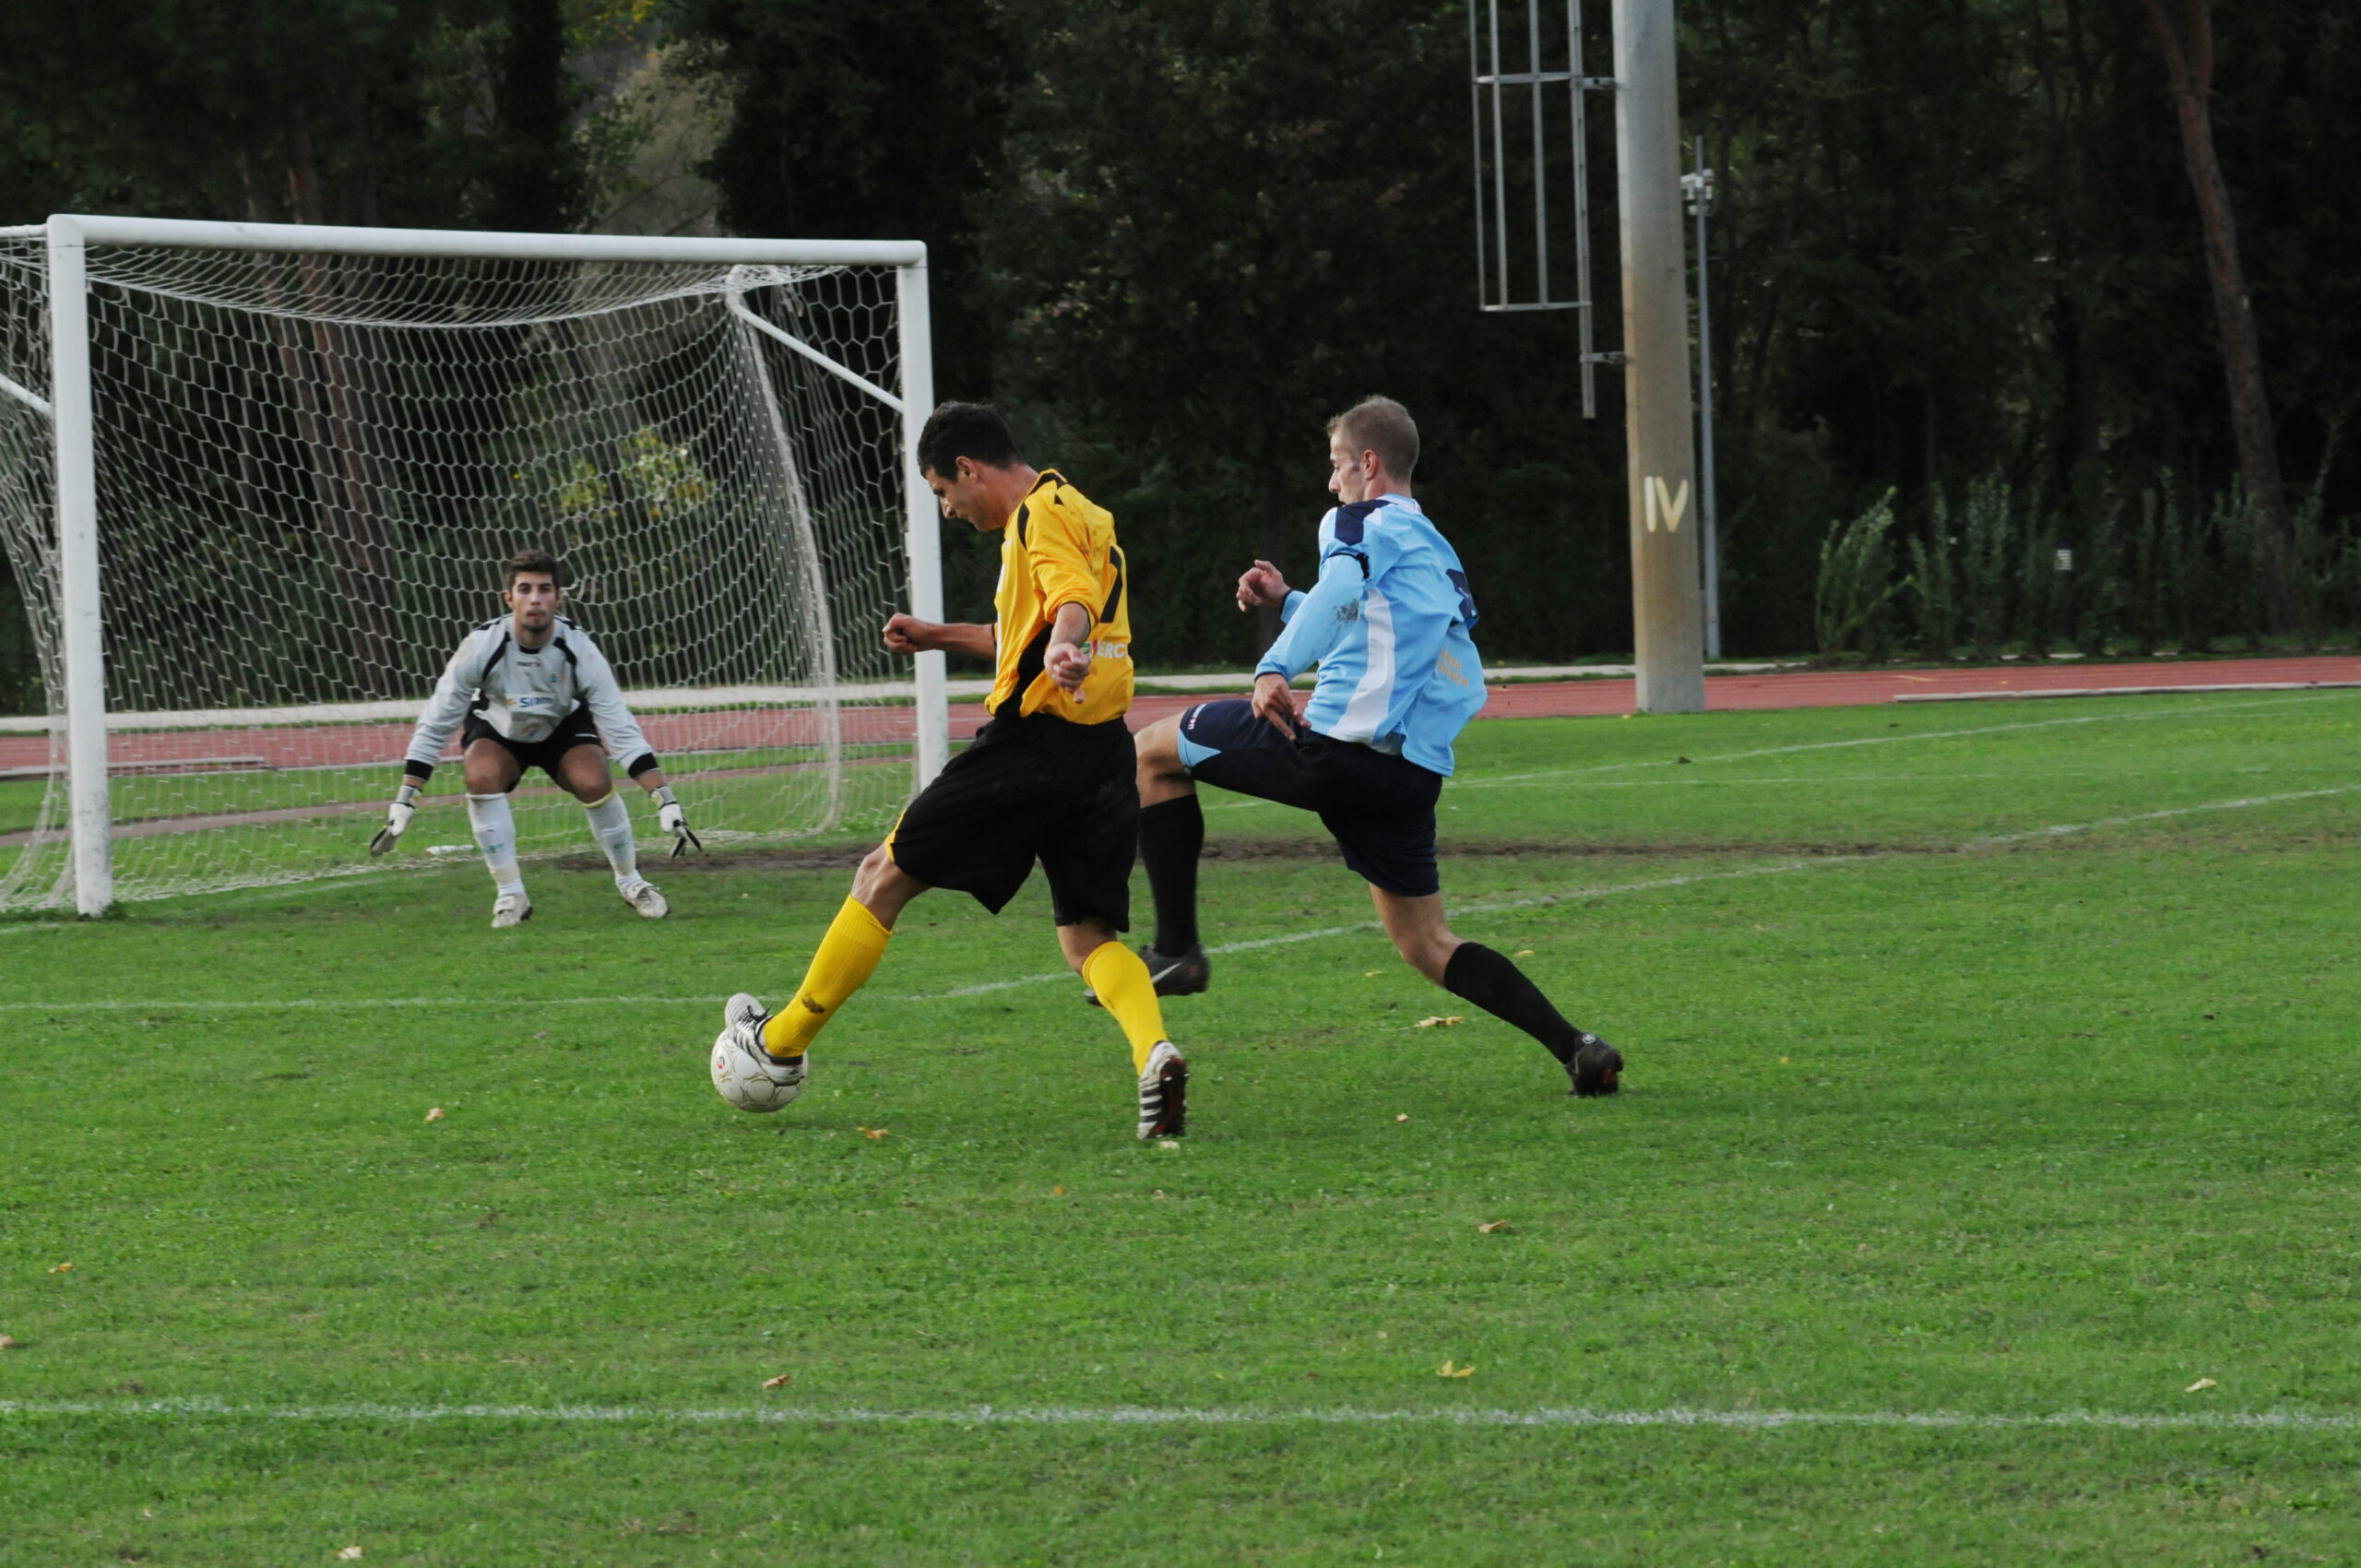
[1611, 0, 1705, 712]
[1685, 139, 1722, 660]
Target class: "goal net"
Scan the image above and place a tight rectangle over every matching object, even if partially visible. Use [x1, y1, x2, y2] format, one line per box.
[0, 219, 944, 914]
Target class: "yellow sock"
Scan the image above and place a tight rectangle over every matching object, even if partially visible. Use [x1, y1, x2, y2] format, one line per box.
[1081, 941, 1170, 1075]
[762, 896, 893, 1057]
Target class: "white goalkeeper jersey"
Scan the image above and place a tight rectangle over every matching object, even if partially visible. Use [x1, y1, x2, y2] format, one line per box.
[403, 617, 658, 778]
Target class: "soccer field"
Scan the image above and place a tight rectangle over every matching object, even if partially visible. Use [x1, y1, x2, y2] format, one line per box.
[6, 692, 2361, 1563]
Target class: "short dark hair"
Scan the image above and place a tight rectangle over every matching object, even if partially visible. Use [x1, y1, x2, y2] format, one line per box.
[917, 401, 1021, 478]
[1328, 396, 1419, 481]
[504, 548, 562, 589]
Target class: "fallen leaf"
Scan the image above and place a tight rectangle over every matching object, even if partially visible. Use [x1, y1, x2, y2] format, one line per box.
[1051, 1185, 1063, 1196]
[2186, 1377, 2218, 1393]
[857, 1126, 887, 1140]
[0, 1334, 18, 1349]
[1477, 1220, 1513, 1234]
[761, 1373, 792, 1391]
[1363, 969, 1382, 977]
[424, 1107, 445, 1123]
[1414, 1016, 1464, 1029]
[1436, 1360, 1476, 1378]
[1395, 1113, 1409, 1123]
[1780, 1057, 1790, 1064]
[1513, 949, 1536, 958]
[47, 1263, 72, 1274]
[338, 1549, 364, 1562]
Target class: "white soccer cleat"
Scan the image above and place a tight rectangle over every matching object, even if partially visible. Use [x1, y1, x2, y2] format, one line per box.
[709, 992, 807, 1112]
[622, 878, 669, 920]
[1137, 1039, 1188, 1140]
[491, 893, 532, 929]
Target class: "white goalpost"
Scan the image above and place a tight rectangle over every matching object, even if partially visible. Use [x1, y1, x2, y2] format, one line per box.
[0, 215, 950, 916]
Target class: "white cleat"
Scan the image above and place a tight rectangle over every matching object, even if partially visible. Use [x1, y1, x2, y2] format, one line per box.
[723, 991, 807, 1094]
[491, 893, 532, 929]
[1137, 1039, 1188, 1140]
[622, 878, 669, 920]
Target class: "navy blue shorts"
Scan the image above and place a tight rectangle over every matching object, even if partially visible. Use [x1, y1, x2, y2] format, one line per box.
[1176, 698, 1443, 897]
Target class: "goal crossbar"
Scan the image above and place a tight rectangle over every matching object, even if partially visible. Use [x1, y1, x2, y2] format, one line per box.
[19, 217, 925, 268]
[6, 214, 948, 915]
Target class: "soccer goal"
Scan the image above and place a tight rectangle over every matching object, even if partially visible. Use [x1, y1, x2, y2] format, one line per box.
[0, 216, 948, 916]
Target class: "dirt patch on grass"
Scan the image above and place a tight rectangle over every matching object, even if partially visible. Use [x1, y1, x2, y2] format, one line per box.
[569, 836, 1940, 874]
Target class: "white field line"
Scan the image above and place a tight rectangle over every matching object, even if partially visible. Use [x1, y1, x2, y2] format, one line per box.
[1202, 692, 2331, 811]
[0, 1397, 2355, 1433]
[3, 780, 2348, 1015]
[1442, 691, 2347, 791]
[901, 859, 1842, 1000]
[1965, 785, 2361, 849]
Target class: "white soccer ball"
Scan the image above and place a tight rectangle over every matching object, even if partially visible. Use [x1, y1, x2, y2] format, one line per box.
[711, 1028, 801, 1113]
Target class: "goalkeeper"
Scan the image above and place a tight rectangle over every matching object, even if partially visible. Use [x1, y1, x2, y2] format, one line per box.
[371, 549, 698, 928]
[1129, 397, 1625, 1097]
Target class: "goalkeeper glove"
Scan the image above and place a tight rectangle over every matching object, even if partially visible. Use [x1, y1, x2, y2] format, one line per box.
[369, 781, 423, 857]
[655, 784, 701, 857]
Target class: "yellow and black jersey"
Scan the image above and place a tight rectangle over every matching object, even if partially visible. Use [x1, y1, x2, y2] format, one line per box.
[986, 469, 1133, 725]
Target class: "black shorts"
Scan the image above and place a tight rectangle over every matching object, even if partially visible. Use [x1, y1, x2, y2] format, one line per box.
[886, 713, 1136, 929]
[1176, 698, 1443, 897]
[461, 704, 605, 788]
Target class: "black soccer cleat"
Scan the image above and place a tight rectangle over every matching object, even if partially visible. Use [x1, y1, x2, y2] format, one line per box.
[1137, 1040, 1188, 1139]
[1139, 942, 1210, 997]
[1569, 1031, 1623, 1098]
[1084, 942, 1211, 1006]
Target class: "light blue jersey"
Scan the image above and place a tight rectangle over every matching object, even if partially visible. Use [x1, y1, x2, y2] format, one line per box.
[1252, 494, 1487, 777]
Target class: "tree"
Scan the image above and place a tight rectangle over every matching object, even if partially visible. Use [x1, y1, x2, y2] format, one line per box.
[2137, 0, 2290, 629]
[670, 0, 1011, 399]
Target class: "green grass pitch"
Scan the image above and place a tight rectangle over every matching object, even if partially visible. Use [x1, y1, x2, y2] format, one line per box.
[6, 692, 2361, 1563]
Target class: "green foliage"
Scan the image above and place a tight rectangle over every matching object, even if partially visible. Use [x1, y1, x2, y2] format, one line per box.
[1813, 489, 1907, 657]
[1906, 487, 1957, 659]
[6, 0, 2361, 668]
[1960, 477, 2017, 659]
[667, 0, 1010, 398]
[0, 0, 590, 230]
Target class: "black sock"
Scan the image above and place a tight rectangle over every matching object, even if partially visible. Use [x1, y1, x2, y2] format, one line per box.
[1442, 942, 1583, 1064]
[1137, 794, 1204, 954]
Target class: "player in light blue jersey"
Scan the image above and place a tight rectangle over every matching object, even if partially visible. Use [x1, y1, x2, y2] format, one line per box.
[1128, 398, 1624, 1097]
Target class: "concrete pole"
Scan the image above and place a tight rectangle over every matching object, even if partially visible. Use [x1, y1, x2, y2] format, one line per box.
[1612, 0, 1705, 712]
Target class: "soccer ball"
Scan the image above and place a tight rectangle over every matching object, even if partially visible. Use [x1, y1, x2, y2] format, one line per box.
[710, 1028, 801, 1113]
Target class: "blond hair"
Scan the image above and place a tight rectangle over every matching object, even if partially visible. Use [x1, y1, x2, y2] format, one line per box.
[1328, 396, 1419, 481]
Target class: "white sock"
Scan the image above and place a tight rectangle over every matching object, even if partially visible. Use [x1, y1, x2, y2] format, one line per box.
[467, 793, 526, 900]
[584, 790, 640, 889]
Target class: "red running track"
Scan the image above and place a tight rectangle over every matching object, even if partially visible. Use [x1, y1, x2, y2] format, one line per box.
[6, 657, 2356, 778]
[1472, 654, 2361, 720]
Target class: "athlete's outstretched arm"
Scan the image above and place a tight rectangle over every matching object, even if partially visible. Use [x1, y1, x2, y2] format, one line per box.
[884, 613, 994, 661]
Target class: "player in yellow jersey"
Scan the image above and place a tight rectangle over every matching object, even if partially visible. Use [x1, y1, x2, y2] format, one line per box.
[712, 403, 1188, 1138]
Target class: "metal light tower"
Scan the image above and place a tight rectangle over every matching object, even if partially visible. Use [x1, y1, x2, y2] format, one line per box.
[1472, 0, 1705, 712]
[1683, 139, 1722, 661]
[1468, 0, 1622, 415]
